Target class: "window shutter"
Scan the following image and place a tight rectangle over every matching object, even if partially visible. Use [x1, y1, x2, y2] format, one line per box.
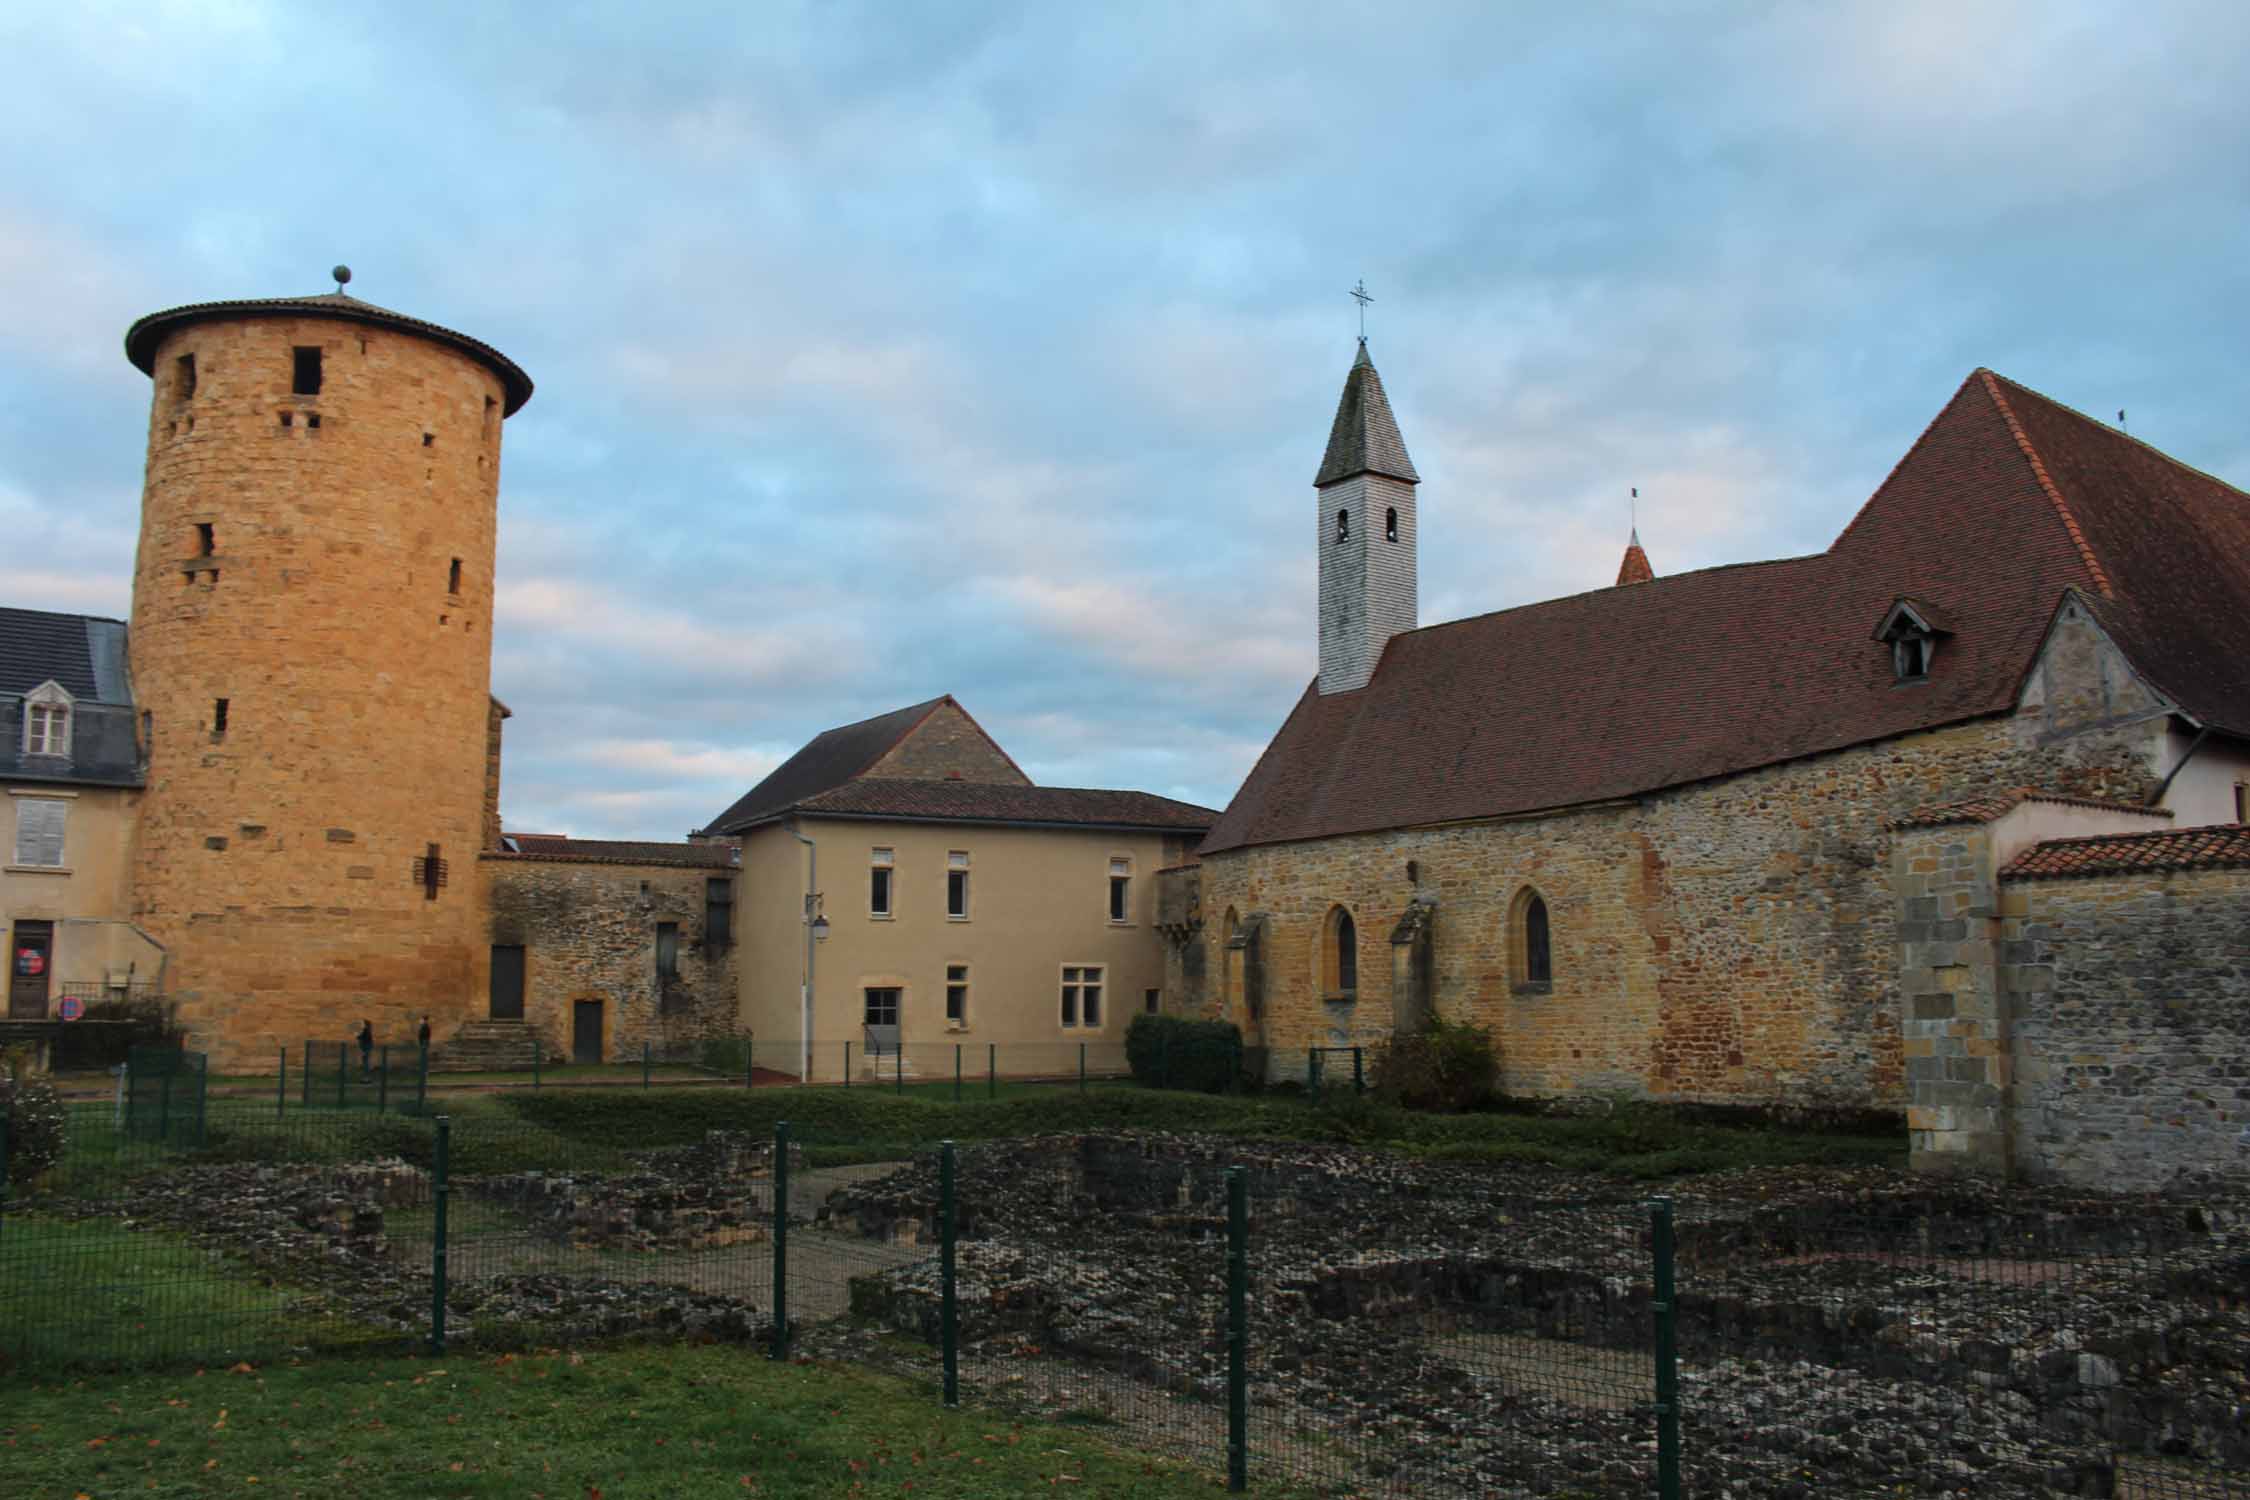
[15, 798, 67, 866]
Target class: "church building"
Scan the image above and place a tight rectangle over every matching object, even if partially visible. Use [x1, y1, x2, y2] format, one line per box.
[1173, 341, 2250, 1181]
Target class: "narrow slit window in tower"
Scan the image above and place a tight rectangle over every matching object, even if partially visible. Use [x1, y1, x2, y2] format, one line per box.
[306, 413, 321, 430]
[1335, 508, 1350, 543]
[213, 698, 229, 735]
[279, 411, 293, 428]
[422, 432, 435, 448]
[292, 347, 323, 395]
[176, 353, 197, 400]
[448, 558, 463, 594]
[195, 523, 214, 556]
[1385, 507, 1399, 543]
[483, 395, 497, 438]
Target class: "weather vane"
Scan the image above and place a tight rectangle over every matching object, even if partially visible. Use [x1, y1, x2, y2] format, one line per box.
[1351, 278, 1373, 342]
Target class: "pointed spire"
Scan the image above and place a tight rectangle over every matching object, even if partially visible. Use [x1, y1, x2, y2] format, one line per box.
[1616, 527, 1654, 586]
[1316, 344, 1419, 488]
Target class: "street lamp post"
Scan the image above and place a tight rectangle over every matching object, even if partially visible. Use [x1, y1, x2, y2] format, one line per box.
[792, 824, 825, 1082]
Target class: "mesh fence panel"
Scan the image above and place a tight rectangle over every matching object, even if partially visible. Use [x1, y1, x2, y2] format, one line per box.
[1248, 1157, 1657, 1497]
[1671, 1191, 2250, 1500]
[1, 1099, 436, 1370]
[8, 1085, 2246, 1499]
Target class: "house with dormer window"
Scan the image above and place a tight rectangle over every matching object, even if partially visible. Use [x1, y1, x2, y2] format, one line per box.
[2, 607, 165, 1027]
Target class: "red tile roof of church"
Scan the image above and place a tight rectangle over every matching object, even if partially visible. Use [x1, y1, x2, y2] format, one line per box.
[1889, 789, 2171, 830]
[2001, 824, 2250, 880]
[1203, 370, 2250, 854]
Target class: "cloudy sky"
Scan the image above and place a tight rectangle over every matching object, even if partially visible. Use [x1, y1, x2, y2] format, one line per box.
[4, 2, 2245, 837]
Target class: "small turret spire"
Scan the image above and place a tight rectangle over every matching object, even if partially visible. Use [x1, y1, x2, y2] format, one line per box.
[1616, 523, 1655, 586]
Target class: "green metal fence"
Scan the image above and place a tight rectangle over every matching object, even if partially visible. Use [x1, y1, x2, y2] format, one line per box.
[2, 1089, 2244, 1498]
[123, 1044, 206, 1145]
[297, 1040, 429, 1113]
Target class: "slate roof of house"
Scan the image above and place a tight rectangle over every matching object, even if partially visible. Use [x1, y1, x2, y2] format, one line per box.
[700, 698, 956, 834]
[491, 834, 738, 868]
[794, 778, 1217, 831]
[1, 606, 142, 788]
[0, 607, 130, 702]
[1204, 369, 2250, 854]
[1314, 343, 1419, 487]
[1889, 789, 2171, 831]
[700, 696, 1217, 836]
[125, 289, 534, 414]
[2002, 824, 2250, 880]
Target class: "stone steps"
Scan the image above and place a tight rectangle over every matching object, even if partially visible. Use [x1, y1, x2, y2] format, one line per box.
[435, 1020, 541, 1073]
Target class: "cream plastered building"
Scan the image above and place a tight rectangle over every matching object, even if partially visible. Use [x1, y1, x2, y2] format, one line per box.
[3, 607, 165, 1031]
[701, 697, 1211, 1081]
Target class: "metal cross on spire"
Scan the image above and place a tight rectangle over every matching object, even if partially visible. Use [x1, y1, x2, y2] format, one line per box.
[1351, 278, 1373, 342]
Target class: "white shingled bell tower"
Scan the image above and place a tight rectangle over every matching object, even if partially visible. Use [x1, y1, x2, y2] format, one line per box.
[1315, 339, 1420, 694]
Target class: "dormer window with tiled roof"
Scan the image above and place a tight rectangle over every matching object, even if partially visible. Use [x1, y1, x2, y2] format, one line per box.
[22, 680, 72, 760]
[1875, 598, 1950, 685]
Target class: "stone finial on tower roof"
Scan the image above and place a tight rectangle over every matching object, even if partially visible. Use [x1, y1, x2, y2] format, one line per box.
[1616, 527, 1655, 586]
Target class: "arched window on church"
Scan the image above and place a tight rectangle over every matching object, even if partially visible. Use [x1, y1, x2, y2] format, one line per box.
[1384, 507, 1398, 543]
[1323, 905, 1357, 998]
[1335, 508, 1350, 544]
[1512, 887, 1552, 991]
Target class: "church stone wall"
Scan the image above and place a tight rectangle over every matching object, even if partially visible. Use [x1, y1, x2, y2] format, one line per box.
[484, 856, 737, 1065]
[1198, 709, 2161, 1106]
[2004, 865, 2250, 1189]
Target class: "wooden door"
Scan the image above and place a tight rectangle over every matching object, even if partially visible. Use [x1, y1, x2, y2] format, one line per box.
[489, 945, 525, 1020]
[10, 920, 53, 1019]
[572, 999, 603, 1064]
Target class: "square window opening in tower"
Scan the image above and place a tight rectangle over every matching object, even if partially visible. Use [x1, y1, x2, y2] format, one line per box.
[292, 347, 322, 395]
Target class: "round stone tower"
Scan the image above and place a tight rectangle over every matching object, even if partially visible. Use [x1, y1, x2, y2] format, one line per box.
[122, 277, 533, 1068]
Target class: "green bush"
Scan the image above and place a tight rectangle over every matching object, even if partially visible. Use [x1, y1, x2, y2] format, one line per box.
[1123, 1013, 1244, 1093]
[50, 998, 186, 1072]
[1, 1061, 69, 1184]
[1369, 1017, 1500, 1113]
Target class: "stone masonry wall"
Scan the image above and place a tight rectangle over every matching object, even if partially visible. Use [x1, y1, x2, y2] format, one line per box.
[127, 313, 508, 1070]
[2005, 865, 2250, 1188]
[484, 856, 737, 1063]
[1893, 824, 2008, 1169]
[866, 702, 1028, 784]
[1198, 708, 2159, 1105]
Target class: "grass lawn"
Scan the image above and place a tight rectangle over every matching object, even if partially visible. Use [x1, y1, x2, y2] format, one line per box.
[36, 1074, 1904, 1193]
[0, 1344, 1228, 1498]
[497, 1081, 1905, 1177]
[0, 1217, 384, 1370]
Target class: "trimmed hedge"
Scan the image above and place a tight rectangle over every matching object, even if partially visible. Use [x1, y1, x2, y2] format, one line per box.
[1123, 1014, 1245, 1094]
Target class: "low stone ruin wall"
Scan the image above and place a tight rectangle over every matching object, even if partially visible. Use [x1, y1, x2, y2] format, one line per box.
[821, 1133, 2250, 1499]
[468, 1130, 792, 1251]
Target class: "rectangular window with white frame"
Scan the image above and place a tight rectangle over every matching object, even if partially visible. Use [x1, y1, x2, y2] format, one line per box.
[1061, 964, 1103, 1028]
[947, 850, 970, 920]
[945, 963, 969, 1027]
[12, 796, 68, 868]
[1108, 857, 1132, 923]
[870, 847, 894, 917]
[22, 683, 73, 760]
